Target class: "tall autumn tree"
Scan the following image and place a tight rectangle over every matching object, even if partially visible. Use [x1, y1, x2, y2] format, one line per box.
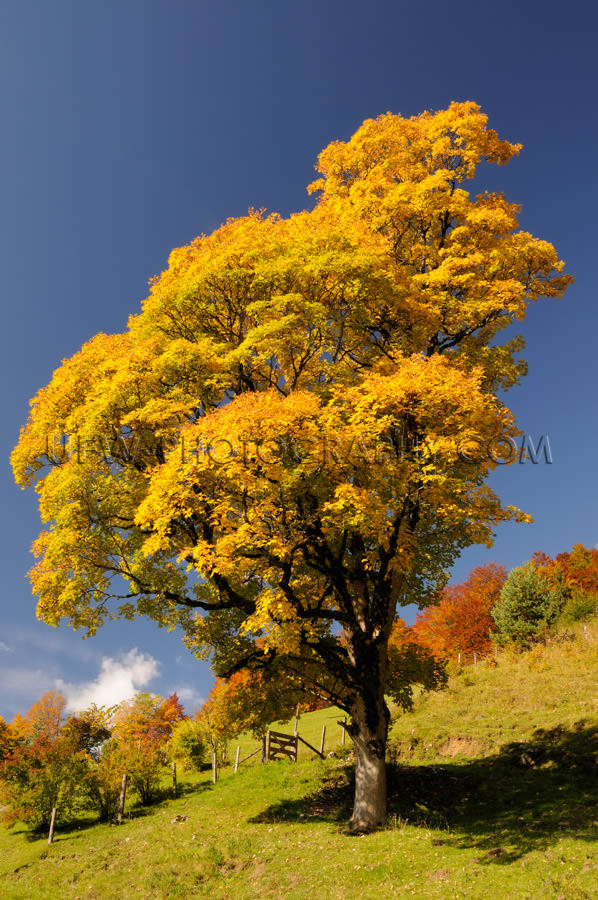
[411, 562, 507, 659]
[10, 690, 66, 744]
[109, 693, 185, 805]
[0, 692, 88, 830]
[534, 543, 598, 595]
[532, 544, 598, 623]
[0, 717, 15, 762]
[12, 102, 571, 831]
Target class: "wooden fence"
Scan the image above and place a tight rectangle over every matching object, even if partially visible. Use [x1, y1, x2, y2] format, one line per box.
[233, 744, 262, 773]
[234, 717, 349, 773]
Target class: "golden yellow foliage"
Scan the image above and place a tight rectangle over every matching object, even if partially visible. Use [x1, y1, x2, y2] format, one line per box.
[11, 101, 571, 831]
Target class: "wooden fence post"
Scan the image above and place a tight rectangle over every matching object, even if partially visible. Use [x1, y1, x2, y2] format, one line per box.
[473, 652, 477, 667]
[341, 717, 346, 746]
[296, 733, 325, 759]
[234, 745, 240, 774]
[457, 652, 461, 667]
[320, 725, 326, 757]
[234, 745, 262, 769]
[172, 760, 177, 798]
[212, 751, 217, 784]
[48, 807, 57, 844]
[117, 774, 127, 824]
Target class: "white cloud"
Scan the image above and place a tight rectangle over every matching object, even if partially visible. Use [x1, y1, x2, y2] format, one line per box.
[57, 649, 160, 712]
[172, 684, 207, 715]
[0, 641, 12, 652]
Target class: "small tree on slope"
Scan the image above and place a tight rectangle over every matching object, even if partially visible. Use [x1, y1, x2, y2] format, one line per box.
[492, 563, 566, 646]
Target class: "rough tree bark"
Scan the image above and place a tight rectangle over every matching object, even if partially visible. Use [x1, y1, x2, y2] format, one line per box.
[346, 636, 390, 832]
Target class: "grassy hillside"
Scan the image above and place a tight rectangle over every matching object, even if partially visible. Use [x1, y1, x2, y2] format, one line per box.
[2, 621, 597, 899]
[389, 618, 598, 761]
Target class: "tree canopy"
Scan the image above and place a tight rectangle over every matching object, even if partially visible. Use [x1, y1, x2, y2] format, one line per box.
[492, 563, 566, 646]
[12, 101, 571, 830]
[411, 562, 507, 658]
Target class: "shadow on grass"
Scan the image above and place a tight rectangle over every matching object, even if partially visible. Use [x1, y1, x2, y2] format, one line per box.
[251, 721, 598, 859]
[249, 768, 353, 826]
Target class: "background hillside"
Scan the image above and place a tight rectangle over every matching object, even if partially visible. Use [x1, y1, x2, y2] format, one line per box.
[2, 619, 597, 899]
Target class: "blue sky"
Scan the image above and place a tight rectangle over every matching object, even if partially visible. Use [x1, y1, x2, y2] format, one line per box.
[1, 0, 596, 720]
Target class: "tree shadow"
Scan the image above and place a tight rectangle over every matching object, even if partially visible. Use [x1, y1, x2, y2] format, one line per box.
[16, 814, 102, 844]
[175, 778, 213, 799]
[250, 721, 598, 859]
[390, 720, 598, 861]
[249, 766, 353, 826]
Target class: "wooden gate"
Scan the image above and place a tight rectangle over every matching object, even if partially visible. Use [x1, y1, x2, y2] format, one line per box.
[266, 730, 298, 762]
[233, 726, 330, 773]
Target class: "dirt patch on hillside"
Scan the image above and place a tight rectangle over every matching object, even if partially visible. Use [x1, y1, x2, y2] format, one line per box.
[438, 737, 492, 757]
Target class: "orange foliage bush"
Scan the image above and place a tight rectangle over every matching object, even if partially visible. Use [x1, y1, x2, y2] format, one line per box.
[533, 543, 598, 594]
[411, 562, 507, 659]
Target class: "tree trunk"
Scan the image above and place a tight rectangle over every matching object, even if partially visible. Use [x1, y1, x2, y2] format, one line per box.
[349, 692, 388, 832]
[348, 649, 390, 832]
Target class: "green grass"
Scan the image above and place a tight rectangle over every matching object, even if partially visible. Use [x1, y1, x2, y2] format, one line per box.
[388, 618, 598, 762]
[2, 621, 598, 899]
